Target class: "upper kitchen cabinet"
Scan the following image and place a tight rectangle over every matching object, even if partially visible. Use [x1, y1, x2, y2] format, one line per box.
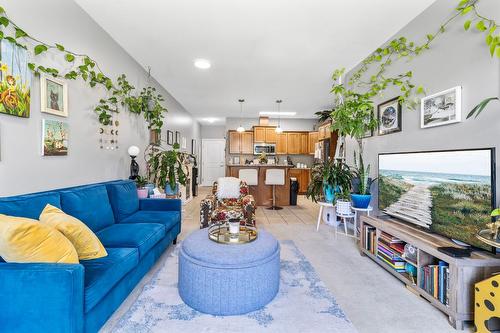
[300, 132, 308, 154]
[228, 131, 254, 154]
[265, 127, 277, 143]
[286, 132, 301, 154]
[318, 122, 331, 140]
[254, 127, 266, 142]
[276, 133, 287, 154]
[308, 132, 318, 154]
[253, 126, 277, 143]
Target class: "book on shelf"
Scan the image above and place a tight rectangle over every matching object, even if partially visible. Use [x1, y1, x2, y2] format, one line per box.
[420, 261, 449, 306]
[363, 225, 377, 255]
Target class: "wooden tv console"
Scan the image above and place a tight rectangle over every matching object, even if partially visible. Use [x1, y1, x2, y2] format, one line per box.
[359, 215, 500, 330]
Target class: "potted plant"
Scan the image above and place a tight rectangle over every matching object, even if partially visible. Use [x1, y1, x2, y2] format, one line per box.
[351, 152, 377, 208]
[135, 175, 149, 198]
[147, 143, 187, 196]
[307, 160, 352, 203]
[306, 162, 325, 203]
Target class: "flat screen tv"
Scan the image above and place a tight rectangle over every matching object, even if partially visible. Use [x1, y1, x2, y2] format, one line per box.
[378, 148, 496, 252]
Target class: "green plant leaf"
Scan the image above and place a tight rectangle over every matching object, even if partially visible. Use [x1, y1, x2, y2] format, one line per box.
[55, 43, 65, 51]
[0, 16, 9, 27]
[28, 62, 35, 71]
[476, 20, 487, 31]
[65, 53, 75, 62]
[34, 44, 48, 55]
[491, 208, 500, 217]
[464, 20, 471, 30]
[461, 6, 472, 15]
[467, 97, 499, 118]
[15, 28, 27, 38]
[0, 6, 5, 14]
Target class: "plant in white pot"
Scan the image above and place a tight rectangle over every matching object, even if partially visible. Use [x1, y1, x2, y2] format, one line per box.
[351, 152, 377, 208]
[147, 143, 187, 196]
[135, 175, 149, 199]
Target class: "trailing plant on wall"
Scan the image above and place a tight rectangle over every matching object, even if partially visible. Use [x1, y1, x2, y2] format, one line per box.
[0, 7, 167, 131]
[324, 0, 500, 140]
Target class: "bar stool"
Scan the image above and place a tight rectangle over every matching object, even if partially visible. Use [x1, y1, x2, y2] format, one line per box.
[238, 169, 258, 186]
[265, 169, 285, 210]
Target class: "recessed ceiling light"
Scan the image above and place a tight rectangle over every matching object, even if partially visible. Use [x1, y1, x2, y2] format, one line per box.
[259, 111, 296, 116]
[194, 59, 211, 69]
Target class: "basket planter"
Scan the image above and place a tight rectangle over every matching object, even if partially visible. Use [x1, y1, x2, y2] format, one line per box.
[336, 199, 352, 215]
[351, 194, 371, 209]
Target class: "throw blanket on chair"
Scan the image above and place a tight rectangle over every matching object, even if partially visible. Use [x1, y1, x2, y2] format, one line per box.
[216, 177, 241, 200]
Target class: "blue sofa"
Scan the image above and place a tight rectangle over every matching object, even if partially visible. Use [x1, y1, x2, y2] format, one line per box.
[0, 180, 182, 333]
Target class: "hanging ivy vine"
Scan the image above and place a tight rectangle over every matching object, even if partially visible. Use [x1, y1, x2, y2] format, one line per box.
[328, 0, 500, 139]
[0, 6, 167, 131]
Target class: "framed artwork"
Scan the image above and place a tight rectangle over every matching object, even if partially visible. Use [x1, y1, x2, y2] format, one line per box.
[181, 136, 187, 150]
[191, 139, 197, 155]
[150, 129, 160, 145]
[421, 86, 461, 128]
[0, 40, 31, 118]
[42, 119, 68, 156]
[40, 75, 68, 117]
[167, 130, 174, 145]
[378, 97, 402, 135]
[362, 111, 374, 138]
[175, 131, 181, 145]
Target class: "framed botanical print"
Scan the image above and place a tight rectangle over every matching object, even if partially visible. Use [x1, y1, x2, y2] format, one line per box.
[378, 97, 402, 135]
[167, 130, 174, 145]
[42, 119, 68, 156]
[421, 86, 461, 129]
[40, 76, 68, 117]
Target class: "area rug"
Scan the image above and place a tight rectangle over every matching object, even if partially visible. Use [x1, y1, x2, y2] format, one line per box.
[108, 240, 357, 333]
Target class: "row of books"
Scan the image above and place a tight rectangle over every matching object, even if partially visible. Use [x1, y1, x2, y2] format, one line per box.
[420, 261, 450, 306]
[362, 225, 377, 254]
[377, 236, 406, 273]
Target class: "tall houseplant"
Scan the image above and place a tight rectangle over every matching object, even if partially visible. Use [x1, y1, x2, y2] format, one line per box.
[351, 152, 377, 208]
[147, 143, 186, 195]
[306, 160, 352, 203]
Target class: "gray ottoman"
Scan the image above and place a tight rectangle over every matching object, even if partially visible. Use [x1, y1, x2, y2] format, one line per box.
[178, 228, 280, 315]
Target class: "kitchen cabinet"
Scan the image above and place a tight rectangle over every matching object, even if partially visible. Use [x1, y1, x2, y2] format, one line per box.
[276, 133, 287, 154]
[318, 122, 331, 140]
[300, 133, 308, 154]
[289, 168, 310, 194]
[254, 127, 266, 142]
[308, 132, 318, 154]
[286, 132, 301, 154]
[265, 128, 277, 143]
[228, 131, 253, 154]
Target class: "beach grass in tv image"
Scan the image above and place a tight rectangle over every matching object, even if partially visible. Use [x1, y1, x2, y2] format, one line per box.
[379, 149, 493, 251]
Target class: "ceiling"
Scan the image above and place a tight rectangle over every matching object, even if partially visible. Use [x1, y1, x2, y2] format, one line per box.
[75, 0, 436, 125]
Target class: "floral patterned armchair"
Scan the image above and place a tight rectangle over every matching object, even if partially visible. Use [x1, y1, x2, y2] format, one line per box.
[200, 179, 256, 229]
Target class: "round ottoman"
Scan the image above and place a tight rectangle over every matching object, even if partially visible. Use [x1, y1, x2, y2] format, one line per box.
[178, 228, 280, 315]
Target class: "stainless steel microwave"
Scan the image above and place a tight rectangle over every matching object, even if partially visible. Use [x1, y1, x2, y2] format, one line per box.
[254, 143, 276, 155]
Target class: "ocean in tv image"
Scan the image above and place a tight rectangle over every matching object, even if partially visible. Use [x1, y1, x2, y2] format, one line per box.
[378, 149, 493, 251]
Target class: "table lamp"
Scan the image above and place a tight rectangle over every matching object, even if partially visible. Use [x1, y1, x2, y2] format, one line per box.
[128, 145, 140, 180]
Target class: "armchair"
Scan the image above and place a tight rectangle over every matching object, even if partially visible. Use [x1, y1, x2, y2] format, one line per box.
[200, 179, 256, 229]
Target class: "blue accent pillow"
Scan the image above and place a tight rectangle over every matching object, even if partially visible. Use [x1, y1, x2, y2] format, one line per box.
[60, 185, 115, 232]
[0, 192, 61, 220]
[105, 181, 139, 222]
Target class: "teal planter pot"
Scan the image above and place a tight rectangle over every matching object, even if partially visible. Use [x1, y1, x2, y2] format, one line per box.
[351, 194, 371, 209]
[165, 183, 179, 196]
[323, 185, 336, 203]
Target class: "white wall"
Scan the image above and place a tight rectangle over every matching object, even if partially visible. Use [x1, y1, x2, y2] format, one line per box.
[0, 0, 200, 196]
[345, 0, 500, 212]
[201, 125, 226, 139]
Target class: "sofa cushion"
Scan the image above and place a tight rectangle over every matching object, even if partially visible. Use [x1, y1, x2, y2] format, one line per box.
[0, 192, 61, 220]
[96, 223, 165, 258]
[60, 185, 115, 232]
[120, 210, 180, 232]
[106, 181, 139, 222]
[81, 247, 139, 312]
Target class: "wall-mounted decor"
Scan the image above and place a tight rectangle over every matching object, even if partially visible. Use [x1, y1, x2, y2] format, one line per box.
[377, 97, 402, 135]
[181, 136, 187, 150]
[191, 139, 197, 155]
[167, 130, 174, 145]
[175, 131, 181, 144]
[42, 119, 68, 156]
[421, 86, 461, 129]
[362, 111, 374, 138]
[0, 40, 31, 118]
[150, 129, 160, 145]
[40, 75, 68, 117]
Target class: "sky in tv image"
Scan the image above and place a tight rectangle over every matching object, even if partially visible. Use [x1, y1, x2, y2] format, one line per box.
[378, 149, 493, 251]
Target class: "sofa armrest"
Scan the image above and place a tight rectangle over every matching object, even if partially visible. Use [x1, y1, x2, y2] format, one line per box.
[139, 198, 182, 212]
[0, 263, 84, 333]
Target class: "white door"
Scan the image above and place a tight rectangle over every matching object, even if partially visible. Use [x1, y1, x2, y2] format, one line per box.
[201, 139, 226, 186]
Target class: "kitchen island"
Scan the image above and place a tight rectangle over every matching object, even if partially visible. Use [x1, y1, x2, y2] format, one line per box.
[227, 164, 308, 206]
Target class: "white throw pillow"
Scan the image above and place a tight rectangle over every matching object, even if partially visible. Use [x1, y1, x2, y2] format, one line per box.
[216, 177, 241, 200]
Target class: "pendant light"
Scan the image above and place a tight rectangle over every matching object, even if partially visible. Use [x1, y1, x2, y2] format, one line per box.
[236, 99, 245, 133]
[275, 99, 283, 133]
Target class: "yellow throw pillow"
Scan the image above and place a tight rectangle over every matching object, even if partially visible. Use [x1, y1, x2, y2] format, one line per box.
[39, 204, 107, 260]
[0, 214, 78, 264]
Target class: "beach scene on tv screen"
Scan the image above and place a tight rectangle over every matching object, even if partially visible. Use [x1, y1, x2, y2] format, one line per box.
[378, 150, 492, 250]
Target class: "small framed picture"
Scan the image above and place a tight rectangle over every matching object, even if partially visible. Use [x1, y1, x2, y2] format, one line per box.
[42, 119, 69, 156]
[40, 76, 68, 117]
[175, 131, 181, 144]
[150, 129, 160, 145]
[421, 86, 461, 129]
[362, 111, 374, 138]
[167, 130, 174, 145]
[181, 136, 187, 150]
[378, 97, 402, 135]
[191, 139, 197, 155]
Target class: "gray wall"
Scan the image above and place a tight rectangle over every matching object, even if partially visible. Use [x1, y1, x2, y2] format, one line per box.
[201, 125, 226, 139]
[0, 0, 200, 196]
[345, 0, 500, 212]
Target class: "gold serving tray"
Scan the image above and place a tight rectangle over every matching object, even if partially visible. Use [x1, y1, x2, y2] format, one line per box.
[208, 223, 258, 244]
[476, 229, 500, 248]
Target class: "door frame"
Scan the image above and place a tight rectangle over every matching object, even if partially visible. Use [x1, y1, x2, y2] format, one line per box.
[201, 138, 226, 186]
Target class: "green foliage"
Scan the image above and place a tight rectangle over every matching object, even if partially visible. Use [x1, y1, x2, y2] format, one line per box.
[135, 175, 148, 188]
[0, 9, 168, 132]
[352, 152, 377, 195]
[467, 97, 499, 118]
[306, 162, 325, 203]
[147, 143, 187, 190]
[306, 160, 352, 203]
